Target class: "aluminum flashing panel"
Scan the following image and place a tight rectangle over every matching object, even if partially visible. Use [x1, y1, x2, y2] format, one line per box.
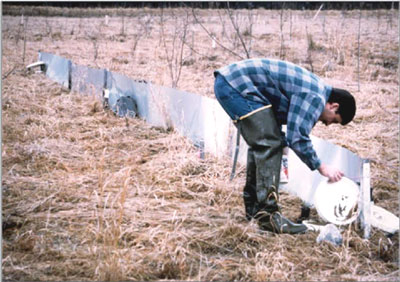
[145, 85, 239, 159]
[71, 64, 106, 99]
[106, 71, 153, 122]
[39, 52, 71, 88]
[158, 85, 204, 144]
[200, 96, 234, 159]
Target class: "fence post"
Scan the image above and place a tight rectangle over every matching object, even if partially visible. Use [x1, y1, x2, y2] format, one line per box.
[360, 159, 371, 239]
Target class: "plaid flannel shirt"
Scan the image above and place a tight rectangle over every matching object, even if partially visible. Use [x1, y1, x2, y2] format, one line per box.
[215, 58, 332, 170]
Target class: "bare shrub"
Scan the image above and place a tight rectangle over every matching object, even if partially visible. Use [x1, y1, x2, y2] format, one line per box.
[192, 7, 252, 60]
[159, 8, 190, 88]
[131, 13, 155, 61]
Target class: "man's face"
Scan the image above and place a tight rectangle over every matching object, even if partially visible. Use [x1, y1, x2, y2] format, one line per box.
[319, 102, 342, 126]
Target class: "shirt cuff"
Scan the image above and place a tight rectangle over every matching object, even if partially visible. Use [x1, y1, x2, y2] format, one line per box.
[309, 158, 321, 171]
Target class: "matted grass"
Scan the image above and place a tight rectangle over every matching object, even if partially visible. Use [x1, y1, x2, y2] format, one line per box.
[2, 6, 399, 281]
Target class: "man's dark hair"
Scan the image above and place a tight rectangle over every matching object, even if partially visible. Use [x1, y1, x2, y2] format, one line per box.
[328, 88, 356, 125]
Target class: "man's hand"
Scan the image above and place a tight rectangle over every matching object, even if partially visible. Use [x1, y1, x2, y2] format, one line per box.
[318, 163, 344, 183]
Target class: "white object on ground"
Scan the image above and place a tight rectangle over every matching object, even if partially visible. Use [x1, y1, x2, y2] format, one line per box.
[314, 177, 360, 225]
[370, 204, 399, 234]
[26, 61, 46, 72]
[303, 221, 325, 232]
[316, 223, 343, 246]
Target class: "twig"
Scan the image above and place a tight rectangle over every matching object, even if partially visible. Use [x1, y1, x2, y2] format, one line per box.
[226, 2, 251, 58]
[357, 9, 361, 91]
[279, 4, 285, 59]
[312, 4, 324, 21]
[246, 8, 256, 55]
[22, 16, 28, 65]
[24, 191, 59, 215]
[182, 40, 216, 61]
[217, 9, 227, 38]
[289, 9, 293, 40]
[191, 8, 245, 60]
[305, 25, 314, 72]
[120, 15, 125, 36]
[2, 65, 18, 80]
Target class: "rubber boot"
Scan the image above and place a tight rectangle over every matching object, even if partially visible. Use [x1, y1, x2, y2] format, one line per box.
[238, 106, 307, 234]
[243, 148, 259, 221]
[257, 193, 309, 234]
[296, 204, 311, 223]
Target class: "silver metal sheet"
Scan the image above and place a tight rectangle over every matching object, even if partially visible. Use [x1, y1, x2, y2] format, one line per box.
[156, 85, 204, 145]
[106, 71, 154, 122]
[199, 96, 234, 159]
[39, 52, 71, 88]
[70, 64, 106, 100]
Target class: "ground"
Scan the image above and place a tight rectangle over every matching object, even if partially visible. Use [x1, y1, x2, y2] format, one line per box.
[2, 6, 399, 281]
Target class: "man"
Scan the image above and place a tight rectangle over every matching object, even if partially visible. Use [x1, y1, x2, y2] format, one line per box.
[214, 58, 356, 234]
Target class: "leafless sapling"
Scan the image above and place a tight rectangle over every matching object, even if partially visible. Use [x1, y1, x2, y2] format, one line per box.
[191, 6, 251, 60]
[22, 16, 29, 65]
[160, 8, 190, 88]
[279, 4, 286, 59]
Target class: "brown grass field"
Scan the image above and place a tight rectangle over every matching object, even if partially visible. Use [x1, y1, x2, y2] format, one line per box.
[2, 5, 399, 281]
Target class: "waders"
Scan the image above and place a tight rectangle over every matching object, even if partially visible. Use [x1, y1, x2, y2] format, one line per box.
[237, 105, 307, 234]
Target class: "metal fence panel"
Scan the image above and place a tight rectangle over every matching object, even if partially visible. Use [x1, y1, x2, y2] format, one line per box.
[71, 63, 106, 100]
[158, 85, 204, 145]
[39, 52, 71, 88]
[106, 71, 155, 122]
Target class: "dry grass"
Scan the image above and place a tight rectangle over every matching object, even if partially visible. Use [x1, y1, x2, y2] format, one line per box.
[2, 7, 399, 281]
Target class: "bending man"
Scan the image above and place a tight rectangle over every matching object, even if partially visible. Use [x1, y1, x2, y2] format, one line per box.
[214, 58, 356, 234]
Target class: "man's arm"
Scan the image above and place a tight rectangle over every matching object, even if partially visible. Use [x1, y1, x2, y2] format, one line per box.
[286, 93, 344, 182]
[286, 92, 323, 171]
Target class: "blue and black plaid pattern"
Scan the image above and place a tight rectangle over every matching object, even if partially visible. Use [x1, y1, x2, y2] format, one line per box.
[215, 58, 332, 170]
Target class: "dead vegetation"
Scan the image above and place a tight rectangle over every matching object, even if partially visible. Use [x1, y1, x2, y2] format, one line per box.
[2, 6, 399, 281]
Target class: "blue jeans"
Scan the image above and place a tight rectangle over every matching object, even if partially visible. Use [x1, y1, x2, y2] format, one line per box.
[214, 74, 267, 121]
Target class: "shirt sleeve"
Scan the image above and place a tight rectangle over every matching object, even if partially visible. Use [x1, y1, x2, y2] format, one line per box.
[286, 92, 324, 170]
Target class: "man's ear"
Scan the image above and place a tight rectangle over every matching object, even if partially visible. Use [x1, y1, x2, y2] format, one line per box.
[328, 102, 339, 112]
[332, 102, 339, 112]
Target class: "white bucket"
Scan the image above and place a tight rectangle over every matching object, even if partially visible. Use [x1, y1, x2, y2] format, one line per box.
[314, 177, 360, 225]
